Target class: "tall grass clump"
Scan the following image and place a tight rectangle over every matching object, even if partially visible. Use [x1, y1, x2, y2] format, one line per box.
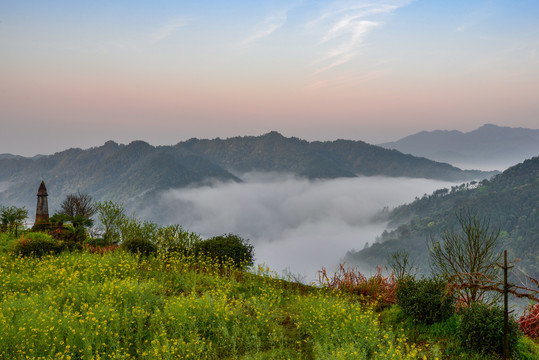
[0, 232, 16, 253]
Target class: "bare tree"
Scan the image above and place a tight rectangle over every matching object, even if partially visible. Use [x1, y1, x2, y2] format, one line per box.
[429, 210, 500, 306]
[60, 192, 96, 219]
[388, 250, 416, 281]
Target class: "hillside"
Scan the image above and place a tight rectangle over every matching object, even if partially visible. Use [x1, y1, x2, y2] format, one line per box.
[346, 156, 539, 278]
[379, 124, 539, 170]
[2, 237, 535, 359]
[0, 243, 431, 359]
[0, 132, 495, 215]
[179, 131, 495, 180]
[0, 140, 239, 213]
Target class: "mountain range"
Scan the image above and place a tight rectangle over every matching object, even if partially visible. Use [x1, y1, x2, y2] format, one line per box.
[0, 132, 495, 215]
[379, 124, 539, 170]
[346, 156, 539, 279]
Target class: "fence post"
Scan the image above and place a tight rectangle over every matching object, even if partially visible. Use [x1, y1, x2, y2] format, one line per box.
[503, 250, 508, 359]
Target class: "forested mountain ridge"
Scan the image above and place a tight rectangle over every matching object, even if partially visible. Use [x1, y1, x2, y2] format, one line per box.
[0, 132, 495, 214]
[178, 131, 495, 180]
[346, 156, 539, 278]
[0, 140, 239, 212]
[379, 124, 539, 170]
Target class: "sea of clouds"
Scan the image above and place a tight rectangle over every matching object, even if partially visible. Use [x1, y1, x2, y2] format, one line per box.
[147, 173, 457, 282]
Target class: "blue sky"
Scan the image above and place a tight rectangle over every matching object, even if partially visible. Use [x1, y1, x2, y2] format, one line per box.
[1, 0, 538, 155]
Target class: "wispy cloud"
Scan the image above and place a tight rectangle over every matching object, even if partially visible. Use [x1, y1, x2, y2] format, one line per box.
[149, 17, 191, 44]
[238, 12, 287, 46]
[312, 1, 413, 73]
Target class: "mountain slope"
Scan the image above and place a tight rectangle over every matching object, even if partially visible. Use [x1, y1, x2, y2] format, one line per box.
[0, 132, 496, 216]
[0, 140, 239, 213]
[379, 124, 539, 170]
[346, 156, 539, 278]
[178, 131, 495, 181]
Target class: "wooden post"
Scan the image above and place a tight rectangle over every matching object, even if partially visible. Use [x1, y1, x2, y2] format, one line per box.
[503, 249, 508, 360]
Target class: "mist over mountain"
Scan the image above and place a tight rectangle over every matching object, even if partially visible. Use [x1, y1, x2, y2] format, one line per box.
[0, 132, 495, 214]
[379, 124, 539, 170]
[346, 156, 539, 279]
[140, 173, 457, 280]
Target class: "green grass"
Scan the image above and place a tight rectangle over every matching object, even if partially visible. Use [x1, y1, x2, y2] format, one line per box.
[1, 232, 537, 359]
[0, 247, 430, 360]
[379, 305, 539, 360]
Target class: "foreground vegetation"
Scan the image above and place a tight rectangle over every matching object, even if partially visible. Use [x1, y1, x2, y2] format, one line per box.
[1, 245, 427, 359]
[1, 194, 537, 359]
[350, 156, 539, 278]
[1, 231, 538, 359]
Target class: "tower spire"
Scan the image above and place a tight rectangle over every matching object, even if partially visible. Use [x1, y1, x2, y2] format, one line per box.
[34, 181, 49, 227]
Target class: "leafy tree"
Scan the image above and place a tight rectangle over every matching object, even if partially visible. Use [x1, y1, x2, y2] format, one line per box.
[60, 192, 96, 218]
[118, 217, 158, 245]
[95, 201, 126, 245]
[428, 210, 500, 306]
[48, 213, 92, 246]
[155, 224, 202, 253]
[0, 206, 29, 238]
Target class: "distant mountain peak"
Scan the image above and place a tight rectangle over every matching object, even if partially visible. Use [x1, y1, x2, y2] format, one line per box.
[0, 153, 23, 160]
[478, 123, 499, 129]
[378, 124, 539, 170]
[127, 140, 152, 147]
[262, 131, 285, 138]
[103, 140, 119, 147]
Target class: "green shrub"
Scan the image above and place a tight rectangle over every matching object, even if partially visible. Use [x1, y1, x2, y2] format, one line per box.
[396, 276, 455, 324]
[121, 237, 157, 256]
[192, 234, 254, 268]
[84, 237, 108, 247]
[515, 335, 539, 360]
[0, 233, 17, 253]
[155, 224, 202, 253]
[12, 232, 64, 258]
[458, 302, 520, 356]
[49, 213, 89, 245]
[428, 313, 459, 338]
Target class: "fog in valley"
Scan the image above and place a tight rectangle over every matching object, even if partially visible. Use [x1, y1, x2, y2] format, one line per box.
[143, 173, 457, 282]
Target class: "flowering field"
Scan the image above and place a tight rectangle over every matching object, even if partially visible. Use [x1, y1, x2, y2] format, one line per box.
[0, 250, 429, 359]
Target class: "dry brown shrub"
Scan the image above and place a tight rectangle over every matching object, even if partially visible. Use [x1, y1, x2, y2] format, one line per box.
[318, 264, 397, 305]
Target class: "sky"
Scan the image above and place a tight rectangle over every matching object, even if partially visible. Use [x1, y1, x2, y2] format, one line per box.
[1, 0, 538, 156]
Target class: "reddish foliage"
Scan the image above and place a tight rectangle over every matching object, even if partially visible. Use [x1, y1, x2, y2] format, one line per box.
[83, 244, 119, 255]
[19, 236, 30, 247]
[318, 264, 397, 305]
[454, 293, 486, 312]
[519, 303, 539, 339]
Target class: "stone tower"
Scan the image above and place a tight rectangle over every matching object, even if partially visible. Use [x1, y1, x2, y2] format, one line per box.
[34, 181, 49, 226]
